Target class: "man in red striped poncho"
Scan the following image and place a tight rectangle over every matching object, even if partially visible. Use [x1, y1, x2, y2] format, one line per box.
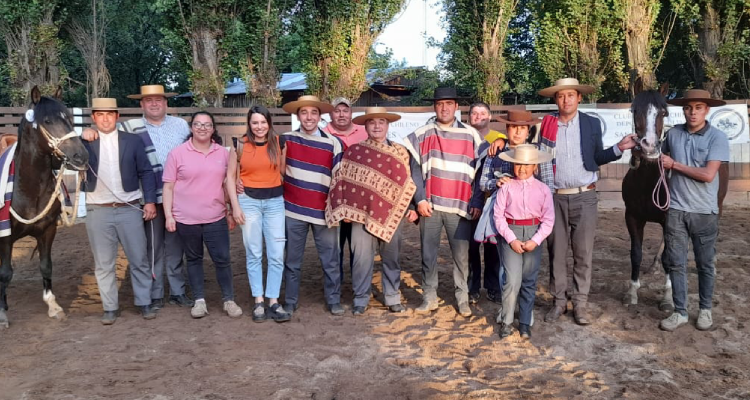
[403, 87, 482, 318]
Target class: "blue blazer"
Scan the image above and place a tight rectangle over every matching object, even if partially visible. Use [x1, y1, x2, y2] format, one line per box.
[83, 130, 157, 204]
[578, 112, 621, 171]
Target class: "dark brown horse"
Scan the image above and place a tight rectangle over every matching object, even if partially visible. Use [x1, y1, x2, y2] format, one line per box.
[621, 89, 728, 311]
[0, 87, 89, 328]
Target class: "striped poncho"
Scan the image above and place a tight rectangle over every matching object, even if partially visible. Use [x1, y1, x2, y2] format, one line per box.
[403, 121, 481, 219]
[282, 130, 344, 225]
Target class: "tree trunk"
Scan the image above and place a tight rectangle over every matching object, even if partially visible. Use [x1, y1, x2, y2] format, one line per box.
[621, 0, 657, 98]
[188, 27, 224, 107]
[698, 3, 724, 99]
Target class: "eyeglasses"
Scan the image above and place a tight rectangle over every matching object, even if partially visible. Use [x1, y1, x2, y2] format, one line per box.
[192, 122, 214, 130]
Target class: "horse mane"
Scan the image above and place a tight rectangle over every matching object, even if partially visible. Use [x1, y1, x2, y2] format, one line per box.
[18, 95, 72, 144]
[631, 90, 668, 137]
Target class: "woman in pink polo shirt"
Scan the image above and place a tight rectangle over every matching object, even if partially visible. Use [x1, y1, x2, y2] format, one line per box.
[163, 111, 243, 319]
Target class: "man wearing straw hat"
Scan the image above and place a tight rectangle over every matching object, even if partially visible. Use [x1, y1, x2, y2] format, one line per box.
[281, 95, 346, 316]
[83, 84, 194, 310]
[658, 89, 729, 332]
[403, 87, 482, 318]
[326, 107, 420, 315]
[537, 78, 638, 325]
[82, 98, 158, 324]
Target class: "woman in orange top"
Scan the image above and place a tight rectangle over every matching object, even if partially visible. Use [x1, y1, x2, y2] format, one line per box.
[227, 105, 290, 322]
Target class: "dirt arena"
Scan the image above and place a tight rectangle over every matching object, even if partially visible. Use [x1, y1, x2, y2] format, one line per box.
[0, 204, 749, 399]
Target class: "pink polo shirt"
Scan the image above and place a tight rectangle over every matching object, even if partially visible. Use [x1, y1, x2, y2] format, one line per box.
[493, 176, 555, 246]
[163, 140, 229, 225]
[323, 123, 368, 148]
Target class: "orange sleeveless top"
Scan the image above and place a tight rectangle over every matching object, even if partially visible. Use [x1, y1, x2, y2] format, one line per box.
[239, 137, 282, 189]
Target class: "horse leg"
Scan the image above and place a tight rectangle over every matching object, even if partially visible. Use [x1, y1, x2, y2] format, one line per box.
[37, 225, 65, 320]
[0, 239, 13, 328]
[623, 211, 645, 306]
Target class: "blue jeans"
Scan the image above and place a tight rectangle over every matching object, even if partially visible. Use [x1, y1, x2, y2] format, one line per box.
[664, 209, 719, 314]
[176, 218, 234, 302]
[239, 194, 286, 299]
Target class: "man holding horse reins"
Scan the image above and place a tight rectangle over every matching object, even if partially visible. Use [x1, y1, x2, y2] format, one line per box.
[538, 78, 638, 326]
[658, 89, 729, 332]
[83, 85, 194, 311]
[82, 98, 158, 324]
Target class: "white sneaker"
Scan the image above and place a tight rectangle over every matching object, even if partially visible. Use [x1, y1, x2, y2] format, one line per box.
[696, 309, 713, 331]
[659, 312, 688, 331]
[191, 299, 209, 319]
[223, 300, 243, 318]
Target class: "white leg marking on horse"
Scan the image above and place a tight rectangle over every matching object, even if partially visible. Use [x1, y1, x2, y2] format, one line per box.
[624, 280, 641, 305]
[664, 275, 672, 288]
[43, 290, 65, 319]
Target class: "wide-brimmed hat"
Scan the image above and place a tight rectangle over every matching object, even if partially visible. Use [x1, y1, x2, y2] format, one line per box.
[282, 95, 334, 114]
[127, 84, 177, 100]
[351, 107, 401, 125]
[499, 144, 553, 165]
[538, 78, 595, 98]
[667, 89, 726, 107]
[497, 110, 541, 126]
[422, 87, 470, 102]
[91, 98, 118, 112]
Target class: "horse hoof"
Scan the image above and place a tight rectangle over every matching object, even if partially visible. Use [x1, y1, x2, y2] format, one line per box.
[0, 310, 8, 329]
[659, 302, 675, 313]
[51, 311, 67, 321]
[623, 294, 638, 306]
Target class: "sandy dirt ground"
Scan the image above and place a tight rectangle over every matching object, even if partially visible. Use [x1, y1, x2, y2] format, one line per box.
[0, 204, 749, 399]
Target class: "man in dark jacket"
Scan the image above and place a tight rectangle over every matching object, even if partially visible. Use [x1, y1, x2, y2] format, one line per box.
[83, 98, 158, 325]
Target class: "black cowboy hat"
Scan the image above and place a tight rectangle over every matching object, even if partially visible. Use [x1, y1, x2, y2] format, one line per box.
[422, 87, 470, 102]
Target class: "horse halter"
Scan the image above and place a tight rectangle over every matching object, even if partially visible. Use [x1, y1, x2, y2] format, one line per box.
[38, 123, 80, 163]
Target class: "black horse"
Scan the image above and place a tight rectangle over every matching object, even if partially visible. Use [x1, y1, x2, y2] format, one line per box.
[0, 87, 89, 328]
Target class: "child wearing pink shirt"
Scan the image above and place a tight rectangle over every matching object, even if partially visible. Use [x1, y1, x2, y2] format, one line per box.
[493, 144, 555, 339]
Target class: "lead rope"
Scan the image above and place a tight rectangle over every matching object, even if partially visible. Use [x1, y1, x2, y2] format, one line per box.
[652, 125, 671, 211]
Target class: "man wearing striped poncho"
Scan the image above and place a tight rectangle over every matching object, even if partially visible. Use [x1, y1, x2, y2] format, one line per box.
[403, 87, 482, 318]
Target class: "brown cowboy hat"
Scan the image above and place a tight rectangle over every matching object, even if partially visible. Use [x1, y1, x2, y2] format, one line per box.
[91, 98, 118, 112]
[422, 87, 470, 102]
[127, 84, 177, 100]
[667, 89, 726, 107]
[499, 144, 553, 165]
[351, 106, 401, 125]
[497, 110, 541, 126]
[538, 77, 595, 98]
[282, 95, 334, 114]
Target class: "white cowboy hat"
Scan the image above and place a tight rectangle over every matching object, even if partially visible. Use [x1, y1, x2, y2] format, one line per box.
[499, 144, 553, 165]
[538, 78, 595, 98]
[351, 106, 401, 125]
[282, 95, 334, 114]
[127, 84, 177, 99]
[91, 98, 118, 111]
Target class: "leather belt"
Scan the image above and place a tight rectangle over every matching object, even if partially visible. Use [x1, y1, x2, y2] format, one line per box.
[506, 217, 541, 226]
[91, 199, 140, 208]
[555, 183, 596, 195]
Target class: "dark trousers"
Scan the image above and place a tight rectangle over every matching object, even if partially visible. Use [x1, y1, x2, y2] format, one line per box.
[339, 221, 353, 278]
[468, 217, 502, 294]
[176, 218, 234, 302]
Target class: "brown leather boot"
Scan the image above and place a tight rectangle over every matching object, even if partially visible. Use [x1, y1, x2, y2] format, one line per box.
[544, 305, 565, 323]
[574, 306, 592, 325]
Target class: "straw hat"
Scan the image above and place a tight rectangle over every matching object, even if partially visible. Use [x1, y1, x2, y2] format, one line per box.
[91, 98, 118, 111]
[282, 95, 334, 114]
[422, 87, 470, 102]
[538, 78, 595, 98]
[497, 110, 541, 126]
[667, 89, 726, 107]
[499, 144, 553, 165]
[127, 84, 177, 99]
[351, 107, 401, 125]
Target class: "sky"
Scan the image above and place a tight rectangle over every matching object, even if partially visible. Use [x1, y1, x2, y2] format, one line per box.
[376, 0, 446, 69]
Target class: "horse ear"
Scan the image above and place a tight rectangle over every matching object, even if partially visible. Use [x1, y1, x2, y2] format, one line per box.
[659, 82, 669, 97]
[53, 86, 63, 100]
[31, 86, 41, 105]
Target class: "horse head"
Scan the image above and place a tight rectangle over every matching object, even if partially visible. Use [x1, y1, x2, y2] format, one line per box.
[630, 90, 668, 161]
[21, 86, 88, 171]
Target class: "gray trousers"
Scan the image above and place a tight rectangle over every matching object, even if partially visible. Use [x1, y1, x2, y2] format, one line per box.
[85, 205, 152, 311]
[350, 222, 403, 307]
[420, 210, 471, 305]
[147, 204, 187, 299]
[283, 216, 341, 307]
[547, 190, 598, 308]
[500, 224, 543, 326]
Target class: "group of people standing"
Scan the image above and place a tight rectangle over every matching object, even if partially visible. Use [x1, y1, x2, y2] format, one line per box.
[81, 78, 727, 338]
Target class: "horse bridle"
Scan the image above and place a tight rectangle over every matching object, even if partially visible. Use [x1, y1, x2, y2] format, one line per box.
[38, 124, 80, 164]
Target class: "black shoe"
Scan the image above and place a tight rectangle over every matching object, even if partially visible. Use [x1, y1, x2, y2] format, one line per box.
[327, 303, 345, 316]
[499, 323, 514, 339]
[486, 290, 502, 304]
[544, 306, 566, 323]
[352, 306, 366, 316]
[252, 302, 267, 323]
[101, 310, 119, 325]
[285, 303, 299, 316]
[169, 294, 195, 307]
[519, 323, 531, 339]
[140, 305, 157, 320]
[150, 298, 164, 311]
[468, 292, 480, 304]
[388, 304, 406, 313]
[268, 303, 291, 322]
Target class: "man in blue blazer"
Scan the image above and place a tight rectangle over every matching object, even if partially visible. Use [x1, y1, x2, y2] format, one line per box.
[537, 78, 638, 325]
[82, 98, 158, 325]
